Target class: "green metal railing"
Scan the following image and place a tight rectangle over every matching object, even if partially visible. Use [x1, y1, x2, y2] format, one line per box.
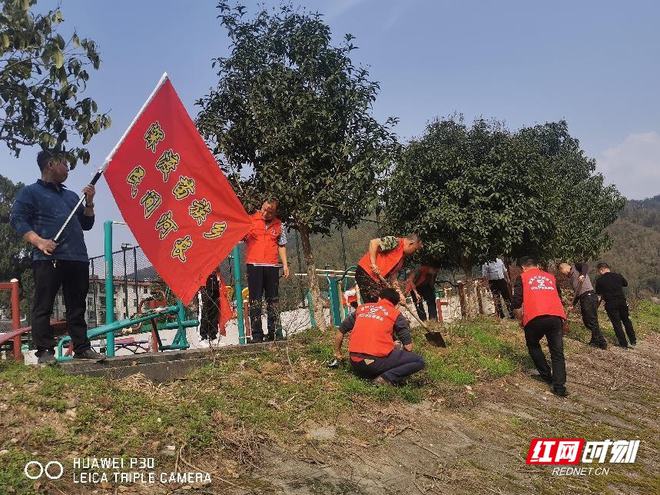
[56, 220, 201, 361]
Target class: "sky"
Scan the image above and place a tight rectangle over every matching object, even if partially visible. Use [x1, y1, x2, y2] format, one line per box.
[1, 0, 659, 255]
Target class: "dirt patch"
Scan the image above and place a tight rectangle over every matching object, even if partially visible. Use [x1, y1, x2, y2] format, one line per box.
[250, 333, 660, 494]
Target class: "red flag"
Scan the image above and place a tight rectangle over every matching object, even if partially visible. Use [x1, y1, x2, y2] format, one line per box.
[104, 75, 251, 305]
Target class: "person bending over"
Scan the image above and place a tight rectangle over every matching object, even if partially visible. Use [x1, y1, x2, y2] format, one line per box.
[334, 288, 425, 386]
[354, 234, 423, 303]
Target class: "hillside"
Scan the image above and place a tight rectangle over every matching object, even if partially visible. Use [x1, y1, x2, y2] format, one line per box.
[1, 302, 658, 494]
[602, 195, 660, 296]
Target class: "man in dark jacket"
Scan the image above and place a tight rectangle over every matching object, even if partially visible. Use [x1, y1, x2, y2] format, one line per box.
[558, 262, 607, 349]
[595, 263, 636, 348]
[10, 150, 104, 364]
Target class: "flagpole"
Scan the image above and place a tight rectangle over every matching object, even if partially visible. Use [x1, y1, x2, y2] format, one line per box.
[53, 73, 169, 243]
[103, 72, 169, 165]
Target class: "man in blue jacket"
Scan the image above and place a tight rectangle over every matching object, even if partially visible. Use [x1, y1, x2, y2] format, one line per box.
[10, 150, 105, 364]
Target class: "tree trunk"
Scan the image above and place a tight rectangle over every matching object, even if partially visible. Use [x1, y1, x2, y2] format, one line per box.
[298, 225, 327, 331]
[461, 258, 479, 318]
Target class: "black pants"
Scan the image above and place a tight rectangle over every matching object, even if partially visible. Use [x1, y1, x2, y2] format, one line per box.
[247, 264, 281, 339]
[350, 349, 425, 384]
[354, 265, 386, 303]
[524, 315, 566, 392]
[32, 260, 91, 356]
[489, 279, 513, 318]
[411, 284, 437, 321]
[199, 273, 220, 340]
[579, 291, 606, 345]
[605, 301, 636, 347]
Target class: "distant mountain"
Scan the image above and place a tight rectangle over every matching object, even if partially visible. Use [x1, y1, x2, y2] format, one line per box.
[133, 265, 159, 281]
[602, 194, 660, 296]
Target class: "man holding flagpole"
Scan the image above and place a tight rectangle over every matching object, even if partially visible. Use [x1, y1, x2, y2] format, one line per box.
[10, 150, 105, 364]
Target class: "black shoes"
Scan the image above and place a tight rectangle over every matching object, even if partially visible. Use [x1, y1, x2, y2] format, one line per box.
[552, 386, 569, 397]
[73, 349, 106, 361]
[37, 350, 57, 365]
[532, 374, 553, 384]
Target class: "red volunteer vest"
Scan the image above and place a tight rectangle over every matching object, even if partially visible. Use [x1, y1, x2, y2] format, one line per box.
[521, 268, 566, 326]
[348, 299, 401, 357]
[358, 238, 405, 282]
[244, 212, 283, 265]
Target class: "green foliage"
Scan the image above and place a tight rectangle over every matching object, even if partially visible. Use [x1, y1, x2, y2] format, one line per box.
[631, 299, 660, 331]
[196, 2, 398, 234]
[383, 117, 625, 271]
[383, 117, 552, 271]
[619, 195, 660, 233]
[0, 173, 27, 280]
[2, 301, 659, 494]
[0, 0, 110, 167]
[0, 173, 32, 318]
[516, 121, 625, 261]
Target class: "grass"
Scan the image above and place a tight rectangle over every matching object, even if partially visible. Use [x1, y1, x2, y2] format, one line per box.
[0, 301, 657, 494]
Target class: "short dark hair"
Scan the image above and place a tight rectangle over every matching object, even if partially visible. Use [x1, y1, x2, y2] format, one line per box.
[37, 149, 66, 171]
[378, 287, 400, 306]
[37, 150, 55, 171]
[518, 256, 537, 268]
[596, 262, 610, 270]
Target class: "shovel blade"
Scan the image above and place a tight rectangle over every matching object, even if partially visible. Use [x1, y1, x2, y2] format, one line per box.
[425, 331, 447, 347]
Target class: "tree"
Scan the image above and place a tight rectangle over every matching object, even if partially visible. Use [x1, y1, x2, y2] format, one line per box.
[0, 173, 32, 319]
[0, 0, 110, 167]
[383, 117, 553, 277]
[384, 117, 624, 283]
[516, 121, 625, 261]
[197, 2, 398, 329]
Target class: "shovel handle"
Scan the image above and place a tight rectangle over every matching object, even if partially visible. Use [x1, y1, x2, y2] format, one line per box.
[377, 273, 429, 329]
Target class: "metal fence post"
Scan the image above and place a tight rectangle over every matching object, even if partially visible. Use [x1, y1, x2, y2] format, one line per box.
[232, 245, 246, 344]
[104, 220, 115, 357]
[133, 247, 139, 315]
[327, 275, 341, 326]
[122, 245, 129, 318]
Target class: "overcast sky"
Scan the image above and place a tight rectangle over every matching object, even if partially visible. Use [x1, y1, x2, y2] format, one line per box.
[1, 0, 659, 254]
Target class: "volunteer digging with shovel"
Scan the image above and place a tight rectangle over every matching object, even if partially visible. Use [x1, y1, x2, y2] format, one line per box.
[351, 233, 446, 347]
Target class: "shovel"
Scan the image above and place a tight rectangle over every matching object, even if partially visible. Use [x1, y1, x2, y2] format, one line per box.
[402, 299, 447, 347]
[377, 274, 447, 347]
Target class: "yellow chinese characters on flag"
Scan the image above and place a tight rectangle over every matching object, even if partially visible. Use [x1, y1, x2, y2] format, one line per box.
[104, 76, 252, 305]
